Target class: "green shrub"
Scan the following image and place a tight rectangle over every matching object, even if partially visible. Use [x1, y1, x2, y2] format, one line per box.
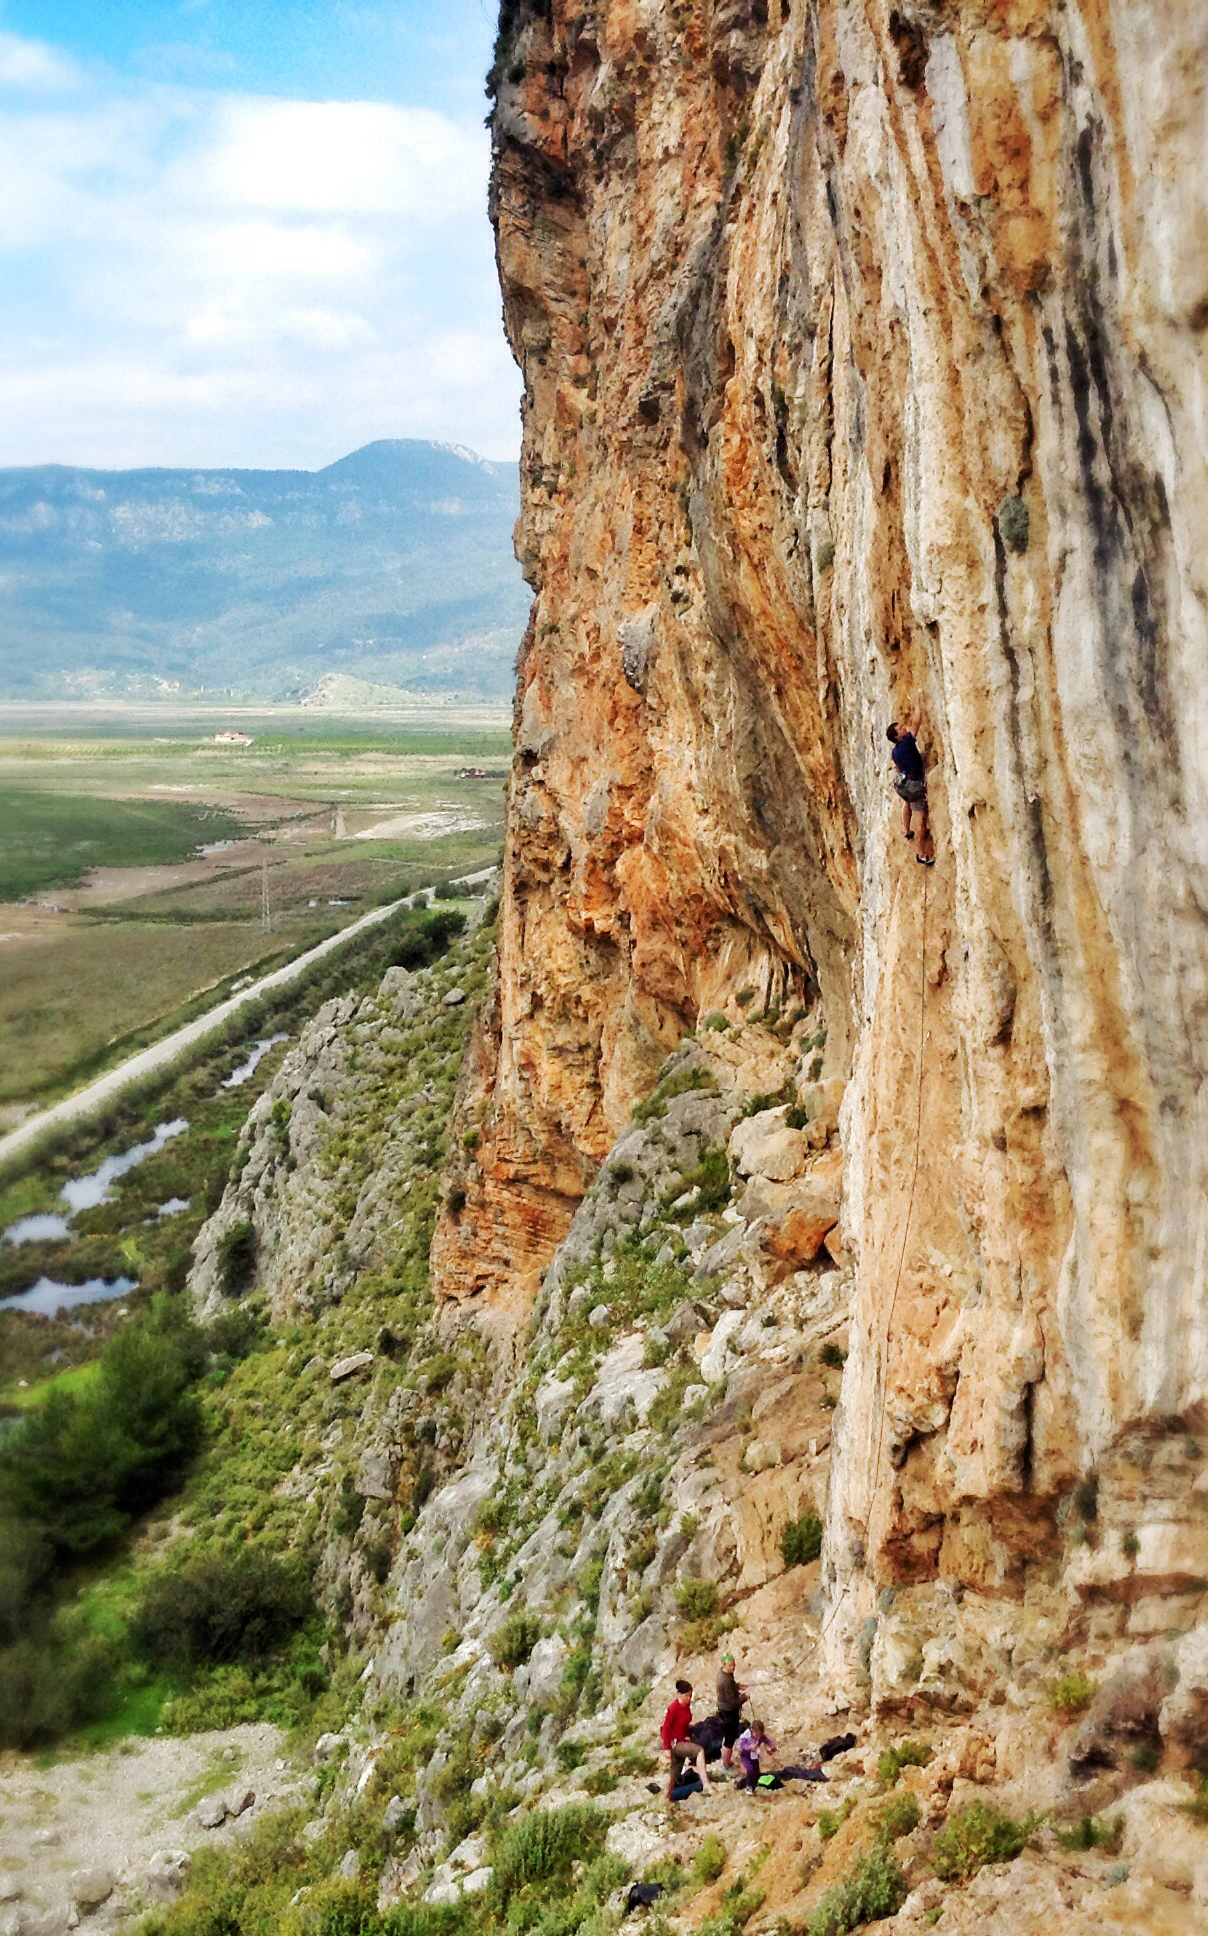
[703, 1012, 730, 1032]
[1047, 1672, 1097, 1716]
[216, 1217, 256, 1296]
[874, 1791, 920, 1841]
[817, 1799, 853, 1839]
[781, 1510, 823, 1568]
[490, 1803, 608, 1902]
[664, 1144, 731, 1216]
[691, 1834, 728, 1886]
[1056, 1813, 1122, 1853]
[819, 1342, 845, 1369]
[133, 1548, 313, 1670]
[0, 1631, 120, 1748]
[877, 1739, 932, 1786]
[488, 1610, 542, 1671]
[204, 1303, 265, 1361]
[555, 1739, 587, 1772]
[675, 1578, 718, 1621]
[932, 1801, 1036, 1881]
[807, 1843, 906, 1936]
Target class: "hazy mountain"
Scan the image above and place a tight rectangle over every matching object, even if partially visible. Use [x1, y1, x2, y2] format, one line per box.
[0, 441, 528, 703]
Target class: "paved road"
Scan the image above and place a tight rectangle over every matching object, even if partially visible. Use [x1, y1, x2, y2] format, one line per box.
[0, 867, 497, 1175]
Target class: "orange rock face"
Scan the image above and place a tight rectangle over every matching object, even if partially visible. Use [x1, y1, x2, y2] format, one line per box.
[436, 0, 1208, 1677]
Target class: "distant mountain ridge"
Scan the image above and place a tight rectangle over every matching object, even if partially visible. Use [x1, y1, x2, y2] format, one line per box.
[0, 440, 528, 702]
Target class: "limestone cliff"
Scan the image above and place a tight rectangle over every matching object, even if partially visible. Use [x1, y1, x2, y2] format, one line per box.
[437, 0, 1208, 1694]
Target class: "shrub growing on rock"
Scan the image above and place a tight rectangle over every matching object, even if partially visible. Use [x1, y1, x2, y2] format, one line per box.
[807, 1843, 906, 1936]
[877, 1738, 932, 1786]
[490, 1802, 607, 1902]
[675, 1579, 718, 1621]
[873, 1790, 920, 1841]
[691, 1834, 728, 1886]
[216, 1217, 256, 1297]
[488, 1610, 542, 1671]
[781, 1510, 823, 1568]
[931, 1800, 1037, 1881]
[1048, 1671, 1097, 1716]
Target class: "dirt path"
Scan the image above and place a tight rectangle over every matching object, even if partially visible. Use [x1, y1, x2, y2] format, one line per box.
[0, 1723, 310, 1931]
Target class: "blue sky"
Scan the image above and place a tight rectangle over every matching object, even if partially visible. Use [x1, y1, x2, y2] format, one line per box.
[0, 1, 521, 467]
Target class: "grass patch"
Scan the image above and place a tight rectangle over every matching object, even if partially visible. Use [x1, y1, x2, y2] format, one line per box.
[0, 788, 243, 901]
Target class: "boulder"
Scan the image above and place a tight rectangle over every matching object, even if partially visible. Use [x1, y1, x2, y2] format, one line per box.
[330, 1351, 375, 1384]
[358, 1445, 397, 1500]
[338, 1851, 361, 1881]
[517, 1634, 569, 1706]
[0, 1882, 19, 1905]
[383, 1795, 409, 1833]
[69, 1869, 114, 1909]
[728, 1111, 811, 1182]
[145, 1851, 191, 1901]
[226, 1786, 256, 1818]
[314, 1731, 345, 1764]
[197, 1795, 229, 1829]
[443, 988, 466, 1007]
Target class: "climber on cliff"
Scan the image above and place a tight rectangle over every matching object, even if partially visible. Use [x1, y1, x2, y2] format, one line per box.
[887, 717, 935, 865]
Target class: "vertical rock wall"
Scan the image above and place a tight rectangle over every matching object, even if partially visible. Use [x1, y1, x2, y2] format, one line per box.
[440, 0, 1208, 1681]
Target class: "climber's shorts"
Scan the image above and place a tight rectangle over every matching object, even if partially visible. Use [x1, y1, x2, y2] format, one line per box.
[720, 1710, 743, 1748]
[894, 775, 927, 806]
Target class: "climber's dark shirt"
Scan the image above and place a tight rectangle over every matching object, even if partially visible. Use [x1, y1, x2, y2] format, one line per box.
[891, 733, 924, 783]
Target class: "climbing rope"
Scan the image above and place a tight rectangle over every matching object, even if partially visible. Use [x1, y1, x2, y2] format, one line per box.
[816, 860, 929, 1647]
[869, 862, 928, 1498]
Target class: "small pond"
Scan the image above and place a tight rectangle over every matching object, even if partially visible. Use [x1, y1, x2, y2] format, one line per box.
[1, 1119, 189, 1257]
[1, 1274, 137, 1316]
[223, 1034, 289, 1089]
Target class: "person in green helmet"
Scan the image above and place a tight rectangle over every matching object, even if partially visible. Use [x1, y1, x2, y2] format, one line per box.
[716, 1649, 747, 1768]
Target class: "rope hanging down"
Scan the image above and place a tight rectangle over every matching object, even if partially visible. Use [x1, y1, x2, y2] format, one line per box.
[870, 863, 929, 1497]
[817, 864, 929, 1647]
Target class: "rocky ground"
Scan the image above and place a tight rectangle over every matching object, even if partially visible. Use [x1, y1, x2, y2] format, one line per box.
[0, 1725, 307, 1934]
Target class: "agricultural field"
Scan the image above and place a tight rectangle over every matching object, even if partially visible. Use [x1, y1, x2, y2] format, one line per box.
[0, 704, 509, 1114]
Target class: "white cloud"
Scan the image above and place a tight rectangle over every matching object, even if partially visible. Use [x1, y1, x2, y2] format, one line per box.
[0, 36, 521, 467]
[0, 29, 82, 93]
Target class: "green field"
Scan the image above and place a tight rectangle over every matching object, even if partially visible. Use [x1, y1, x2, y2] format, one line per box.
[0, 788, 244, 901]
[0, 917, 330, 1105]
[0, 706, 509, 1111]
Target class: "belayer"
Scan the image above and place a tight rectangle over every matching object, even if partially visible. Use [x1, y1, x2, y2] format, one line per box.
[887, 717, 934, 866]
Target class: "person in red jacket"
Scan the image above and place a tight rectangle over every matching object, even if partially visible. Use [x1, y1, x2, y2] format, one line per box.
[660, 1678, 711, 1799]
